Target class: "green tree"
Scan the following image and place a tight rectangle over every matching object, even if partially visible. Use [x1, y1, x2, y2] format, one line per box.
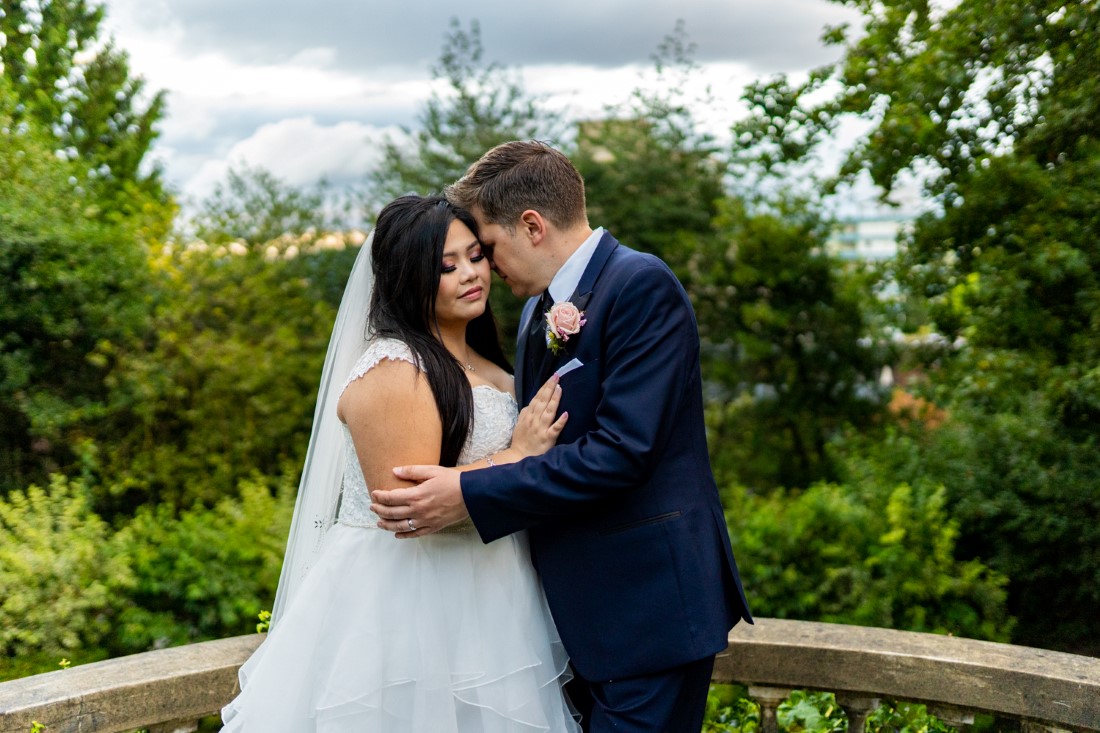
[835, 396, 1100, 654]
[734, 0, 1098, 201]
[0, 0, 171, 233]
[95, 244, 343, 511]
[573, 22, 725, 270]
[368, 18, 556, 207]
[367, 18, 559, 350]
[735, 0, 1100, 651]
[702, 198, 888, 491]
[188, 164, 333, 249]
[0, 78, 151, 493]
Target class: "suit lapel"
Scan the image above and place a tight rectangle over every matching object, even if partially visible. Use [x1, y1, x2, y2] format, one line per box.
[572, 231, 618, 302]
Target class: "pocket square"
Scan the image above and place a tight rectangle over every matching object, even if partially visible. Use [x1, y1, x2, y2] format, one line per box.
[554, 358, 584, 379]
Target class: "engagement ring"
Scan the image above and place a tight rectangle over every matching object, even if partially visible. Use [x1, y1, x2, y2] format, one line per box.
[407, 518, 416, 531]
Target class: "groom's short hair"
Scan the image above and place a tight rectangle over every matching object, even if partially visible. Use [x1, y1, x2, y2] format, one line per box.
[446, 140, 586, 232]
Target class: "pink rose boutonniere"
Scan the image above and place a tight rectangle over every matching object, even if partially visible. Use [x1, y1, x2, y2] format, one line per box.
[545, 301, 586, 355]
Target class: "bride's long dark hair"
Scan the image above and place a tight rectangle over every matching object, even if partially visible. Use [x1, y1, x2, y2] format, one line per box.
[368, 195, 511, 466]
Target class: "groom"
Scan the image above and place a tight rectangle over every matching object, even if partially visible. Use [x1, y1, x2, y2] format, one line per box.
[372, 140, 752, 732]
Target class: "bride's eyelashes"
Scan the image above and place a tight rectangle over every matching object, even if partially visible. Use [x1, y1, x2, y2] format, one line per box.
[441, 251, 486, 274]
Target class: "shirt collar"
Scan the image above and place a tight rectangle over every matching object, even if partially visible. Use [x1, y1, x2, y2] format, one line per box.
[547, 227, 604, 304]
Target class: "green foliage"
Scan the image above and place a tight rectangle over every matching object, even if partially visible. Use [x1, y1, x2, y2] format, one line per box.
[729, 0, 1100, 652]
[726, 476, 1012, 641]
[704, 685, 760, 733]
[574, 22, 725, 271]
[875, 118, 1100, 654]
[865, 701, 954, 733]
[702, 687, 957, 733]
[0, 0, 170, 223]
[112, 474, 293, 652]
[0, 472, 292, 676]
[701, 198, 888, 490]
[188, 165, 333, 249]
[732, 0, 1098, 200]
[898, 150, 1100, 378]
[0, 91, 153, 493]
[366, 18, 559, 348]
[0, 476, 133, 670]
[837, 401, 1099, 652]
[95, 245, 344, 510]
[778, 691, 846, 733]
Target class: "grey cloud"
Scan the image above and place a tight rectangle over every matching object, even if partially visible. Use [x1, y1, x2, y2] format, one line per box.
[158, 97, 417, 157]
[151, 0, 857, 76]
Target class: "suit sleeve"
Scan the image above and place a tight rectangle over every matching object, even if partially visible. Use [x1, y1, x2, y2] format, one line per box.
[463, 261, 700, 542]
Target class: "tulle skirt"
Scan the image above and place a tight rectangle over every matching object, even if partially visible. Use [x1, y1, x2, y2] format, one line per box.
[221, 523, 580, 732]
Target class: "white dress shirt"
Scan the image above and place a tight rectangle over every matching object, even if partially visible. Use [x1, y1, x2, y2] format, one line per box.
[547, 227, 604, 304]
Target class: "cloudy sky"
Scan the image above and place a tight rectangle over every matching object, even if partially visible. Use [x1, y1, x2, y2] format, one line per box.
[99, 0, 867, 213]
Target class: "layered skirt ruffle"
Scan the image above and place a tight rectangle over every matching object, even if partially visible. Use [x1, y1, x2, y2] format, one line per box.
[222, 524, 579, 732]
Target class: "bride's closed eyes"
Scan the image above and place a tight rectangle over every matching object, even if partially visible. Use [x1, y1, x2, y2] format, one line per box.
[441, 244, 485, 274]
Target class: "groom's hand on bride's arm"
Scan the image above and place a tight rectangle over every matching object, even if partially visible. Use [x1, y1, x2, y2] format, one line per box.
[371, 466, 465, 537]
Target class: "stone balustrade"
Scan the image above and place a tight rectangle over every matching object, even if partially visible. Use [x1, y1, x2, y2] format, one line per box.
[716, 620, 1100, 733]
[1, 619, 1097, 733]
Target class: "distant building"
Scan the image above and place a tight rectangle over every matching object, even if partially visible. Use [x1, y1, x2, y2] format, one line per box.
[826, 214, 913, 260]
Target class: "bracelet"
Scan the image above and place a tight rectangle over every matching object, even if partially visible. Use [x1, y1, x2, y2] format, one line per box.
[486, 453, 496, 467]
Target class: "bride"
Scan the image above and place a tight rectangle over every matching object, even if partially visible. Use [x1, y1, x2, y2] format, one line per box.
[222, 195, 580, 732]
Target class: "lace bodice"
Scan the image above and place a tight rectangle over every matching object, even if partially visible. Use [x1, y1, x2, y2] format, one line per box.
[336, 337, 518, 531]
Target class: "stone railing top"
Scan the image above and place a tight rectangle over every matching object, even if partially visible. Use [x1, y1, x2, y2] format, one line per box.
[716, 619, 1100, 730]
[0, 635, 262, 733]
[1, 619, 1098, 732]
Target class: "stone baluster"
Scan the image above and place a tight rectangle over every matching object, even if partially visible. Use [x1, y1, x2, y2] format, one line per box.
[748, 685, 793, 733]
[836, 693, 880, 733]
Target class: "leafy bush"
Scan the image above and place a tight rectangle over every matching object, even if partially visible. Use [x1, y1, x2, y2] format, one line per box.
[95, 247, 344, 512]
[725, 477, 1012, 641]
[0, 476, 133, 679]
[112, 474, 294, 652]
[778, 691, 846, 733]
[703, 687, 957, 733]
[865, 701, 955, 733]
[836, 398, 1100, 653]
[0, 470, 293, 676]
[705, 685, 759, 733]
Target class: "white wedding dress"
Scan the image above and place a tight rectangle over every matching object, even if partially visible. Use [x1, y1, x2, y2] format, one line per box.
[222, 338, 579, 732]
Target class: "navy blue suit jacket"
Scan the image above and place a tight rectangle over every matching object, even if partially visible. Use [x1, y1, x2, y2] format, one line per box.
[462, 232, 752, 682]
